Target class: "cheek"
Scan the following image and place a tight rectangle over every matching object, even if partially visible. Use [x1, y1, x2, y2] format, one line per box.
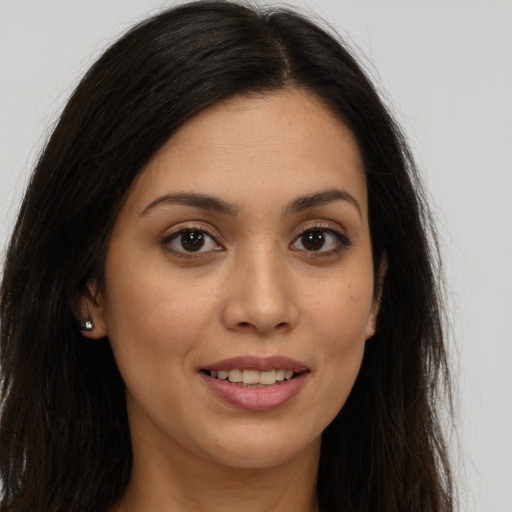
[101, 254, 222, 380]
[101, 266, 221, 418]
[303, 269, 374, 410]
[305, 269, 375, 344]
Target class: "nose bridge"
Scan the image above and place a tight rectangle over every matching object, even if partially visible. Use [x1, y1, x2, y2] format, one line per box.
[222, 241, 297, 334]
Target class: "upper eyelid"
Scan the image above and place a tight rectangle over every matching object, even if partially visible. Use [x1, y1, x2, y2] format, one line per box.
[162, 222, 221, 241]
[292, 227, 350, 245]
[292, 220, 347, 237]
[292, 221, 352, 248]
[161, 226, 223, 257]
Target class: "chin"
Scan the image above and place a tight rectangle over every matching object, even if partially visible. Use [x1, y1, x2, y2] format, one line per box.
[200, 425, 322, 470]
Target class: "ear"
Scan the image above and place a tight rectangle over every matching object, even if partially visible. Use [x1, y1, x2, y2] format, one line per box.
[365, 253, 388, 340]
[77, 281, 107, 339]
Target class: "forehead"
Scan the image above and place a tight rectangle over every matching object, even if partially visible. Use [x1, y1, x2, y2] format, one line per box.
[124, 88, 367, 217]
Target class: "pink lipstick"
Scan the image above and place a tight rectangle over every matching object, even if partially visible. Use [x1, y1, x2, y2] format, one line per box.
[200, 355, 309, 411]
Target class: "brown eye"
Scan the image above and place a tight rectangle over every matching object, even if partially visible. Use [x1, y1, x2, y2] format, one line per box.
[301, 230, 326, 251]
[290, 228, 350, 253]
[180, 230, 205, 251]
[165, 229, 221, 254]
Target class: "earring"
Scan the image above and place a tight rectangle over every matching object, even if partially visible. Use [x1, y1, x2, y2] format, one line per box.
[80, 319, 95, 332]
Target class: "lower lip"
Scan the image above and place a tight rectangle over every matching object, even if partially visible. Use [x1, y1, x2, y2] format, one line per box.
[201, 372, 308, 411]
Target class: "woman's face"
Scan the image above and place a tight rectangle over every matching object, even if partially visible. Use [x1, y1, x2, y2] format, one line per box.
[86, 88, 380, 470]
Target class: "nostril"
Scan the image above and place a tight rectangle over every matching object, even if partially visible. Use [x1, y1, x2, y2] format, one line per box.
[237, 321, 289, 330]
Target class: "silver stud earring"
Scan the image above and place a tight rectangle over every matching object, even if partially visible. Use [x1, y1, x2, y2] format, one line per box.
[80, 319, 95, 332]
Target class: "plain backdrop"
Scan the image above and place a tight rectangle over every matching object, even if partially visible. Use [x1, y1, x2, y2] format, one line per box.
[1, 1, 511, 511]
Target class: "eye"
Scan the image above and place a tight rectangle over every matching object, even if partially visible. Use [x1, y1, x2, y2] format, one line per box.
[290, 228, 349, 253]
[163, 229, 222, 254]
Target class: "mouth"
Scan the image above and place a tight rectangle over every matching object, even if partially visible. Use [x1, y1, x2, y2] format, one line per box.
[201, 368, 305, 387]
[200, 360, 309, 411]
[200, 355, 310, 398]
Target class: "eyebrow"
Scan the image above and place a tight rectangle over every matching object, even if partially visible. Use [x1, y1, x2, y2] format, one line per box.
[285, 189, 362, 219]
[141, 192, 238, 216]
[141, 188, 362, 218]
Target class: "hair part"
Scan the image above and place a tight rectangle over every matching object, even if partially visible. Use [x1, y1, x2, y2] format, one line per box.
[1, 2, 454, 511]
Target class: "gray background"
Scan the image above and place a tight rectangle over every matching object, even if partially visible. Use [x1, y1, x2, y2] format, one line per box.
[1, 1, 511, 510]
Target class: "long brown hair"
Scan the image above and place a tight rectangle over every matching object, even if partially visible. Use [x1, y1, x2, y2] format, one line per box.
[1, 2, 454, 510]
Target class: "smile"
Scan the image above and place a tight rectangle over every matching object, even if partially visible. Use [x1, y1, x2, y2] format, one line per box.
[205, 369, 297, 387]
[200, 356, 309, 411]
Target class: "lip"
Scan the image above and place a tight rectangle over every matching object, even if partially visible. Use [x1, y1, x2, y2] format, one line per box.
[201, 355, 309, 373]
[200, 371, 308, 411]
[200, 355, 309, 411]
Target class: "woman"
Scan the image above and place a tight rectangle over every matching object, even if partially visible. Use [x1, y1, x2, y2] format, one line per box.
[0, 1, 454, 511]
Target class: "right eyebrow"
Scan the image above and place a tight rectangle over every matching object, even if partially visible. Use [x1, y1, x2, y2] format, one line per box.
[285, 189, 362, 220]
[140, 192, 239, 217]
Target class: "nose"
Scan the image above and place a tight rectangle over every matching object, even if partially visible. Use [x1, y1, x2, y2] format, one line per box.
[221, 247, 299, 335]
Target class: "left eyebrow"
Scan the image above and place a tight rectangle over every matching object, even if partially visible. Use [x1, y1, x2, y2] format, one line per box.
[140, 192, 238, 217]
[285, 189, 362, 219]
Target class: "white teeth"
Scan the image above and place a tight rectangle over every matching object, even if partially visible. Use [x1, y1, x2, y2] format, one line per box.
[228, 369, 242, 383]
[242, 369, 260, 385]
[209, 368, 297, 385]
[259, 370, 276, 385]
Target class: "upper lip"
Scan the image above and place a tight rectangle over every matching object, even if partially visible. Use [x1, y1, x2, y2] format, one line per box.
[201, 355, 309, 373]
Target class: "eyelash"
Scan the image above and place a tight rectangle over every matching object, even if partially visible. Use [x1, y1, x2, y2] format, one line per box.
[160, 223, 351, 258]
[161, 224, 222, 258]
[290, 224, 351, 257]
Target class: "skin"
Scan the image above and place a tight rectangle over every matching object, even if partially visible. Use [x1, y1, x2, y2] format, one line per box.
[82, 88, 383, 512]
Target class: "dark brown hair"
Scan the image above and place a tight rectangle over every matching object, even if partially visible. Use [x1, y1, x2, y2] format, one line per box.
[0, 2, 454, 511]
